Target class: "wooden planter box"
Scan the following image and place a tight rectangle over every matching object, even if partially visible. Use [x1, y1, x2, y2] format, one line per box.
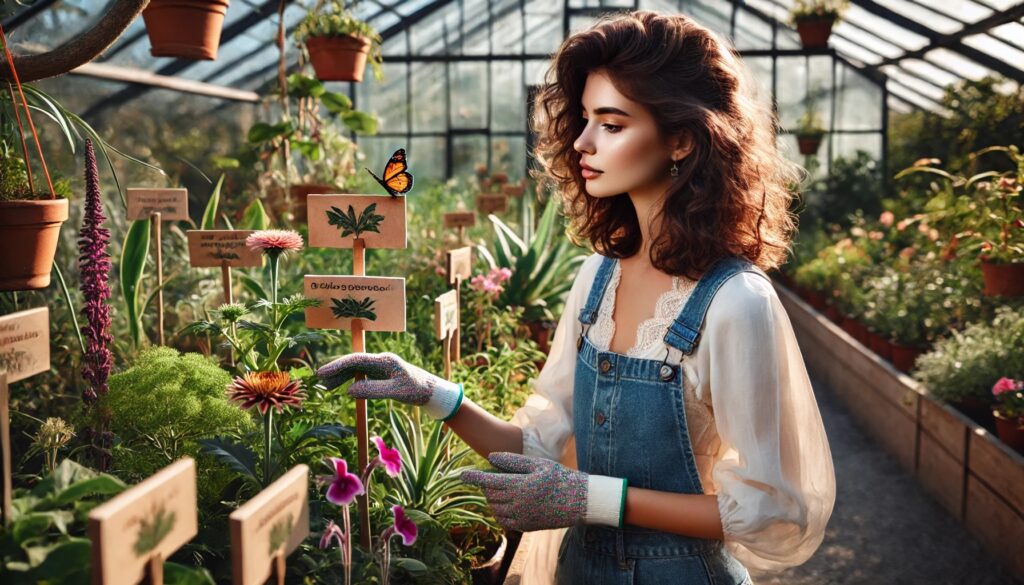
[777, 282, 1024, 579]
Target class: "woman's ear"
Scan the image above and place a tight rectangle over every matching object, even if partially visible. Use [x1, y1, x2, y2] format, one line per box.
[669, 131, 695, 162]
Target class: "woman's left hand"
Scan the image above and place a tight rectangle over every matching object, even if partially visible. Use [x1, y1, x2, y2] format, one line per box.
[461, 452, 589, 532]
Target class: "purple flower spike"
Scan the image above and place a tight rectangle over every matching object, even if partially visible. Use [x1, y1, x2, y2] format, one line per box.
[78, 139, 113, 405]
[392, 505, 418, 546]
[372, 436, 403, 477]
[323, 458, 365, 506]
[320, 520, 345, 549]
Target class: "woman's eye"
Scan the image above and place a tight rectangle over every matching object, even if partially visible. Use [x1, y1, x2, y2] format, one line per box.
[602, 124, 622, 133]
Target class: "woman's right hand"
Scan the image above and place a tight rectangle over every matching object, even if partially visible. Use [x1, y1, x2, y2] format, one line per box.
[316, 352, 464, 421]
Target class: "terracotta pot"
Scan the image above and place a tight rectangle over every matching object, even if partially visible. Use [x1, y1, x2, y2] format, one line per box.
[824, 303, 843, 324]
[289, 183, 335, 223]
[981, 261, 1024, 297]
[306, 35, 372, 82]
[449, 526, 510, 585]
[951, 395, 994, 428]
[840, 317, 859, 339]
[795, 18, 836, 49]
[0, 198, 69, 291]
[797, 135, 823, 155]
[142, 0, 230, 60]
[868, 332, 893, 362]
[890, 342, 923, 374]
[527, 320, 553, 354]
[993, 411, 1024, 453]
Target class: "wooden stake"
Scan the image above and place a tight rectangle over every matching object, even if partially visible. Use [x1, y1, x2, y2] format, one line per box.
[151, 212, 164, 346]
[221, 260, 233, 304]
[443, 332, 452, 381]
[457, 225, 465, 245]
[144, 552, 164, 585]
[272, 552, 286, 585]
[352, 238, 371, 551]
[0, 371, 10, 527]
[453, 275, 463, 366]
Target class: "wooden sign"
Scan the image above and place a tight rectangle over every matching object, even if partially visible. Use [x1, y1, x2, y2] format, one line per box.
[502, 182, 525, 198]
[88, 458, 198, 585]
[229, 465, 309, 585]
[434, 289, 459, 341]
[304, 275, 406, 332]
[476, 194, 508, 215]
[126, 188, 189, 221]
[186, 230, 262, 268]
[307, 194, 407, 249]
[446, 247, 473, 286]
[0, 307, 49, 383]
[443, 212, 476, 229]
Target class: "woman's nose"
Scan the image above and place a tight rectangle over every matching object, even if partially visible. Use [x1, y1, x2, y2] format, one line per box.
[573, 124, 595, 155]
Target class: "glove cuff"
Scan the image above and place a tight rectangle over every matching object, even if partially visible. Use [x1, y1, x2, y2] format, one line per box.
[586, 474, 628, 528]
[423, 380, 464, 421]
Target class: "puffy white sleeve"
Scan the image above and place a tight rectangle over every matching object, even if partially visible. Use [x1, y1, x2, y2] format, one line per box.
[509, 253, 602, 462]
[701, 273, 836, 572]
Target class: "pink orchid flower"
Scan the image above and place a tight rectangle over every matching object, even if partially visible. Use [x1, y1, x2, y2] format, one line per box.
[322, 457, 365, 506]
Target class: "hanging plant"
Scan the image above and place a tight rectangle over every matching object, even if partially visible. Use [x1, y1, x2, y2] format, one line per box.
[295, 0, 384, 83]
[141, 0, 231, 60]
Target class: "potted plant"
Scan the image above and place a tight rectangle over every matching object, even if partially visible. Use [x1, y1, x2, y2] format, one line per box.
[991, 377, 1024, 452]
[295, 0, 384, 83]
[789, 0, 849, 49]
[142, 0, 231, 60]
[795, 105, 827, 156]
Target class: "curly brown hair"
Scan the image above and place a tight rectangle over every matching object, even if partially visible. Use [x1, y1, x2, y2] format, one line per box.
[531, 10, 802, 278]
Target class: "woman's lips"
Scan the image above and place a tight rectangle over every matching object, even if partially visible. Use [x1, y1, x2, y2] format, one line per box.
[581, 167, 602, 180]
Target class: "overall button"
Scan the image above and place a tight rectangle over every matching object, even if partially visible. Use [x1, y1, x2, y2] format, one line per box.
[599, 359, 612, 373]
[659, 364, 675, 382]
[594, 411, 606, 425]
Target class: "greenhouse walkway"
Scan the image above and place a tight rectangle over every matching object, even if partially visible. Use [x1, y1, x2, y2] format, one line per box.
[749, 375, 1019, 585]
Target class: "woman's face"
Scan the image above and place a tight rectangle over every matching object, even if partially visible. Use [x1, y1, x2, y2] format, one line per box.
[573, 69, 684, 199]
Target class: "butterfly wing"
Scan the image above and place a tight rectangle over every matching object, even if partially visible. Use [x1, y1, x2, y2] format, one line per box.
[381, 148, 413, 197]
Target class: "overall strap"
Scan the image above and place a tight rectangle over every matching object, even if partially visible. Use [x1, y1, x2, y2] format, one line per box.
[663, 256, 770, 355]
[578, 255, 617, 325]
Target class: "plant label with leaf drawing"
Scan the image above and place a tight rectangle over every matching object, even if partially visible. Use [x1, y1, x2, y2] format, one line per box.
[434, 289, 458, 341]
[446, 247, 473, 286]
[229, 465, 309, 585]
[0, 307, 49, 383]
[443, 211, 476, 229]
[308, 194, 407, 249]
[126, 188, 190, 221]
[87, 458, 198, 585]
[476, 193, 508, 215]
[186, 230, 263, 268]
[304, 275, 406, 332]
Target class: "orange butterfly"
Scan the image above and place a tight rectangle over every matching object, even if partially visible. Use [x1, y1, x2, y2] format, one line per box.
[365, 148, 413, 198]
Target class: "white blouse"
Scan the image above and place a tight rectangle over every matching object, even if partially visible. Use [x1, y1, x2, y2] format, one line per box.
[509, 253, 836, 572]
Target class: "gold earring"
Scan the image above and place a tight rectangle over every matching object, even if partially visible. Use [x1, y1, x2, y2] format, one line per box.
[670, 161, 679, 177]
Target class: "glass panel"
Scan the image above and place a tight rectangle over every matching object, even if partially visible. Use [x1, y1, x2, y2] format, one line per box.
[991, 22, 1024, 52]
[898, 59, 960, 88]
[962, 34, 1024, 69]
[680, 0, 732, 40]
[744, 0, 789, 23]
[835, 64, 883, 131]
[492, 0, 525, 55]
[491, 135, 527, 180]
[491, 61, 526, 132]
[639, 0, 681, 13]
[462, 0, 491, 55]
[452, 134, 488, 178]
[830, 37, 886, 66]
[356, 62, 410, 134]
[841, 5, 930, 51]
[357, 137, 409, 182]
[834, 22, 905, 59]
[526, 59, 551, 86]
[832, 133, 882, 163]
[410, 135, 447, 182]
[450, 62, 487, 129]
[870, 0, 964, 34]
[411, 62, 446, 132]
[880, 66, 946, 101]
[410, 5, 449, 55]
[743, 56, 774, 109]
[886, 83, 944, 113]
[923, 48, 994, 81]
[776, 56, 808, 131]
[569, 15, 599, 35]
[525, 0, 564, 54]
[733, 8, 775, 50]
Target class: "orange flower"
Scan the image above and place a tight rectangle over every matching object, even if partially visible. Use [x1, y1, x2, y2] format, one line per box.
[226, 371, 306, 414]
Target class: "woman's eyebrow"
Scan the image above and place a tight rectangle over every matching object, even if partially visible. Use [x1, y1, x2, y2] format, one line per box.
[581, 105, 632, 117]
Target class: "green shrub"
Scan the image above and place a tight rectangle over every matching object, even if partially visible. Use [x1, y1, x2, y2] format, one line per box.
[102, 347, 254, 504]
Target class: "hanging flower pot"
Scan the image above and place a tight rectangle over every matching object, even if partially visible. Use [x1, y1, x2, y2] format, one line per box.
[993, 412, 1024, 453]
[795, 18, 836, 49]
[981, 260, 1024, 297]
[0, 198, 69, 291]
[306, 35, 372, 82]
[797, 134, 824, 155]
[142, 0, 231, 60]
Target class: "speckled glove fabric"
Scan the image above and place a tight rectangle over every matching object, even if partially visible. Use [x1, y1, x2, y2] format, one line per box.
[316, 352, 464, 421]
[460, 452, 627, 532]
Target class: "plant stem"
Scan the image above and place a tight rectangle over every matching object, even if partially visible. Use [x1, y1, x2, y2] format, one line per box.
[263, 409, 274, 485]
[343, 505, 352, 585]
[269, 251, 281, 305]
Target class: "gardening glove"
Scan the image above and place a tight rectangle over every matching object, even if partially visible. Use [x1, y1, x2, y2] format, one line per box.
[316, 352, 464, 421]
[460, 452, 627, 532]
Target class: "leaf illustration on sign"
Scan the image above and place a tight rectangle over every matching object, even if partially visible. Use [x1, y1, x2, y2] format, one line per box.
[268, 513, 294, 555]
[330, 296, 378, 321]
[133, 504, 177, 557]
[326, 203, 385, 238]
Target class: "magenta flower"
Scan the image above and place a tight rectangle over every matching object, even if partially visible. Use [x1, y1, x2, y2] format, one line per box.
[320, 519, 345, 549]
[390, 505, 418, 546]
[245, 229, 304, 255]
[993, 377, 1023, 396]
[322, 457, 365, 506]
[372, 436, 402, 477]
[470, 267, 514, 299]
[79, 139, 113, 406]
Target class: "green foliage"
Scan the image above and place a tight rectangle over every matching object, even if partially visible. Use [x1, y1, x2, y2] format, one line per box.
[914, 307, 1024, 404]
[294, 0, 384, 81]
[120, 219, 151, 347]
[789, 0, 848, 22]
[100, 348, 254, 504]
[330, 295, 377, 320]
[0, 143, 71, 201]
[200, 174, 224, 230]
[327, 202, 385, 238]
[803, 150, 883, 227]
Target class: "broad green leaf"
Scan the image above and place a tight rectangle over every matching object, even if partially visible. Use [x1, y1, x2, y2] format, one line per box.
[238, 199, 269, 230]
[200, 175, 225, 230]
[321, 91, 352, 114]
[120, 219, 151, 347]
[341, 110, 378, 135]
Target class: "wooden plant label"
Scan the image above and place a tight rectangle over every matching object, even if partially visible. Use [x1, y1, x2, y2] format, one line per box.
[0, 307, 49, 383]
[434, 289, 459, 341]
[502, 182, 525, 198]
[307, 194, 407, 249]
[229, 465, 310, 585]
[187, 230, 262, 268]
[476, 193, 508, 215]
[443, 212, 476, 229]
[304, 275, 406, 332]
[126, 188, 189, 221]
[88, 458, 198, 585]
[446, 247, 473, 286]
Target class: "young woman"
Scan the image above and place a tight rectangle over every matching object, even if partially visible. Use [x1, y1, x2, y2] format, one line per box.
[318, 10, 835, 584]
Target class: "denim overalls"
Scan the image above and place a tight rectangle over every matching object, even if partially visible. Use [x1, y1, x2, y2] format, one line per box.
[554, 255, 767, 585]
